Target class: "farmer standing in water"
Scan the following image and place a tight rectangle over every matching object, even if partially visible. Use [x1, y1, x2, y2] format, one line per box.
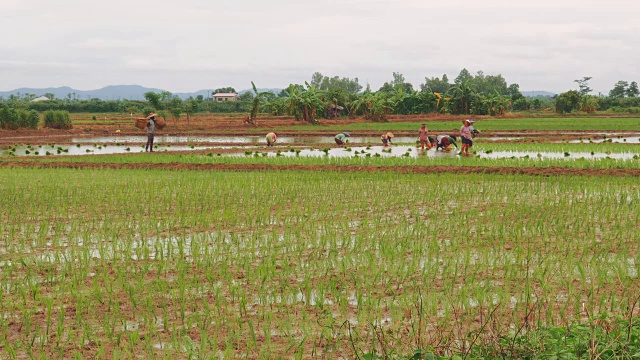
[460, 119, 473, 156]
[418, 123, 432, 150]
[145, 113, 157, 152]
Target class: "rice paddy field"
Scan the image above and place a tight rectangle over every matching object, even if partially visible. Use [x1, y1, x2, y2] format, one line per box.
[1, 115, 639, 359]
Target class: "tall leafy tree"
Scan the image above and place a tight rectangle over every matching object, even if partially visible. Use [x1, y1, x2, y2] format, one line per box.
[144, 92, 162, 110]
[454, 68, 473, 85]
[574, 77, 593, 95]
[309, 72, 362, 94]
[239, 92, 254, 101]
[507, 83, 522, 99]
[555, 90, 581, 114]
[379, 72, 413, 94]
[609, 81, 629, 98]
[421, 74, 451, 94]
[213, 87, 236, 94]
[627, 81, 639, 97]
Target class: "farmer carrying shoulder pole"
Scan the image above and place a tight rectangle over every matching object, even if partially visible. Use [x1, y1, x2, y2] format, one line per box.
[266, 132, 277, 147]
[335, 132, 350, 146]
[145, 113, 157, 152]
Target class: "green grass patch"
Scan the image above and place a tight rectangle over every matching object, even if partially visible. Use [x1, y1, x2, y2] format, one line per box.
[277, 117, 640, 132]
[1, 168, 638, 358]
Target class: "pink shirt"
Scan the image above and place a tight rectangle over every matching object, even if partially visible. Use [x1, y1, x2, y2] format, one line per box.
[418, 128, 428, 141]
[460, 125, 472, 140]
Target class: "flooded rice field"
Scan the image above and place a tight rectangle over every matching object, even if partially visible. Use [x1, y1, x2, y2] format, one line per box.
[569, 136, 640, 144]
[236, 146, 639, 160]
[2, 133, 639, 160]
[0, 143, 218, 156]
[70, 135, 421, 145]
[2, 142, 638, 160]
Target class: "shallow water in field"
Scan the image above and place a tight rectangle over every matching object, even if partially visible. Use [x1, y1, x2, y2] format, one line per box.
[236, 146, 455, 159]
[70, 135, 421, 145]
[236, 146, 639, 160]
[2, 138, 639, 160]
[0, 143, 218, 156]
[477, 150, 638, 160]
[569, 136, 640, 144]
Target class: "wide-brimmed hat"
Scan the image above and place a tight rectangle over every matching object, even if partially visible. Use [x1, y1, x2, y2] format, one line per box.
[343, 132, 351, 137]
[468, 120, 476, 124]
[147, 113, 157, 119]
[386, 132, 395, 138]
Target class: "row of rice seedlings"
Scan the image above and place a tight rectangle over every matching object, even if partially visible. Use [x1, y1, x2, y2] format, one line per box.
[9, 146, 640, 170]
[0, 168, 638, 357]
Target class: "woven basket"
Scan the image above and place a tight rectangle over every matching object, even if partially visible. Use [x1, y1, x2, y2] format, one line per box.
[155, 117, 166, 129]
[135, 118, 146, 130]
[135, 117, 166, 130]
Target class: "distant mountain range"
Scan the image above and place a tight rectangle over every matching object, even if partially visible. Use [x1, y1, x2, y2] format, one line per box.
[0, 85, 554, 101]
[522, 91, 555, 97]
[0, 85, 283, 101]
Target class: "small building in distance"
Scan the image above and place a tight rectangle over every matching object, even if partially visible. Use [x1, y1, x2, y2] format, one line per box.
[212, 93, 240, 102]
[31, 96, 51, 102]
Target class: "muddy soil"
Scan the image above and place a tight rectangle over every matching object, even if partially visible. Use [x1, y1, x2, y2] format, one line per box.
[2, 114, 639, 146]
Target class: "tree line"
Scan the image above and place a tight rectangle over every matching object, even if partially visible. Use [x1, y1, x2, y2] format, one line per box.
[1, 70, 639, 128]
[554, 77, 640, 114]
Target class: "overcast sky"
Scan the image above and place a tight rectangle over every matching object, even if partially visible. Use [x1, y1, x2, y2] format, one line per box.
[1, 0, 638, 94]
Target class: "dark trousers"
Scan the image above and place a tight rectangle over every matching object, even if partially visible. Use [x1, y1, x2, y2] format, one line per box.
[146, 134, 155, 151]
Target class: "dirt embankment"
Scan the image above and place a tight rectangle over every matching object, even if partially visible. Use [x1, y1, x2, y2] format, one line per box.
[2, 160, 639, 178]
[2, 113, 638, 145]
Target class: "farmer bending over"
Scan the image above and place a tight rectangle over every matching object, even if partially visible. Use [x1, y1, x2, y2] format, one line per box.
[266, 132, 277, 147]
[381, 132, 394, 147]
[335, 132, 350, 146]
[436, 135, 458, 151]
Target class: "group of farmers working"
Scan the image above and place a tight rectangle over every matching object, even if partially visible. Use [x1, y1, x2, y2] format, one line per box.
[141, 112, 478, 155]
[263, 119, 479, 155]
[332, 119, 479, 155]
[417, 119, 480, 155]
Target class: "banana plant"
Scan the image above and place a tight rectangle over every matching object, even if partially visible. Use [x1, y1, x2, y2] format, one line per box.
[298, 83, 324, 124]
[449, 81, 477, 114]
[246, 82, 274, 126]
[482, 90, 512, 115]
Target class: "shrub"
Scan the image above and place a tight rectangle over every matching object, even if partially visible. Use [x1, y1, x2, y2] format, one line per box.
[0, 105, 20, 129]
[608, 106, 640, 114]
[43, 110, 72, 129]
[17, 110, 40, 129]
